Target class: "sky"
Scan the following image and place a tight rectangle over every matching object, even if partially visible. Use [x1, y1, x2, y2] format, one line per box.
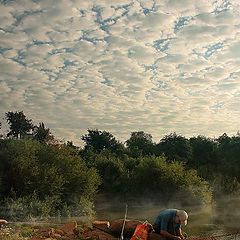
[1, 0, 240, 146]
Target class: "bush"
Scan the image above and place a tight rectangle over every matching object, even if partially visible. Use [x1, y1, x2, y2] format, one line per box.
[1, 193, 60, 220]
[129, 156, 212, 205]
[212, 174, 240, 196]
[0, 139, 101, 219]
[91, 153, 128, 193]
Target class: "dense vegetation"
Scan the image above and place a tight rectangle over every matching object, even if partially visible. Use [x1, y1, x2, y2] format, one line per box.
[0, 111, 239, 220]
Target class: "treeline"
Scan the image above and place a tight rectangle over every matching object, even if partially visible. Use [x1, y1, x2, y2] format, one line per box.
[0, 111, 239, 220]
[79, 130, 240, 196]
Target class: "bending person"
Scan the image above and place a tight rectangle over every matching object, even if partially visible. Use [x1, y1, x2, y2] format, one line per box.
[153, 209, 188, 240]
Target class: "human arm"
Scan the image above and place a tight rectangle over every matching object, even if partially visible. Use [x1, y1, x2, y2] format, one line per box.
[158, 212, 182, 240]
[176, 228, 185, 239]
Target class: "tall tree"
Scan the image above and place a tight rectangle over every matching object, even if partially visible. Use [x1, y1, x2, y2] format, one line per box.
[189, 135, 218, 168]
[5, 111, 33, 139]
[217, 133, 240, 181]
[33, 122, 53, 143]
[125, 131, 155, 157]
[157, 132, 192, 162]
[81, 129, 124, 153]
[0, 122, 2, 138]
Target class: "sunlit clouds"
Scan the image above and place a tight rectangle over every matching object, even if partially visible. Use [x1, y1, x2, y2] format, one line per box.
[1, 0, 240, 145]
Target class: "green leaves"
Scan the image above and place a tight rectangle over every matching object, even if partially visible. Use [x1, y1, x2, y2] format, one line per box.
[81, 129, 124, 154]
[5, 111, 33, 139]
[125, 131, 155, 157]
[130, 156, 212, 205]
[0, 139, 101, 219]
[32, 122, 54, 143]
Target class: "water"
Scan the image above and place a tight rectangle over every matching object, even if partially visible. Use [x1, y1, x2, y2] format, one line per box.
[95, 197, 240, 238]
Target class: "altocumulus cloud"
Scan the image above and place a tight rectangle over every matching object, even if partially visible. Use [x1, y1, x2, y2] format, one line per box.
[1, 0, 240, 146]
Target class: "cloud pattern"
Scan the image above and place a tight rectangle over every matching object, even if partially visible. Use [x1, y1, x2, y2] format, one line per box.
[1, 0, 240, 145]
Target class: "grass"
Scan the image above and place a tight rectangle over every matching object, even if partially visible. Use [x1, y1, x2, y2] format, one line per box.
[0, 225, 33, 240]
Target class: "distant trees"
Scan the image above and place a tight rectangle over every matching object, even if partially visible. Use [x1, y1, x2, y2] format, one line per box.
[4, 111, 53, 143]
[189, 136, 218, 170]
[156, 132, 192, 162]
[214, 133, 240, 194]
[1, 110, 240, 215]
[33, 122, 53, 143]
[125, 131, 155, 157]
[81, 129, 125, 154]
[5, 111, 33, 139]
[0, 122, 2, 138]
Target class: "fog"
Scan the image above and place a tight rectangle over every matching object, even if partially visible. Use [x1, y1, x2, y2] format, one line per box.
[95, 196, 240, 237]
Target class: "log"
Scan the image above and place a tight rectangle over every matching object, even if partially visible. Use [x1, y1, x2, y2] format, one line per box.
[109, 219, 142, 237]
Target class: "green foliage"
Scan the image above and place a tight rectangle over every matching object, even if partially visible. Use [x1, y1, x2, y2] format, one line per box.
[0, 121, 2, 138]
[82, 150, 212, 205]
[5, 111, 33, 139]
[32, 122, 54, 143]
[2, 193, 60, 220]
[81, 129, 125, 154]
[187, 134, 240, 195]
[189, 136, 219, 167]
[212, 175, 240, 196]
[0, 139, 101, 219]
[125, 131, 155, 157]
[0, 224, 33, 240]
[129, 156, 212, 205]
[1, 110, 240, 214]
[217, 133, 240, 181]
[89, 153, 128, 193]
[157, 133, 192, 162]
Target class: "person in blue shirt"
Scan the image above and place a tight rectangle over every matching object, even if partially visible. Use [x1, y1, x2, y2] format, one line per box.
[153, 209, 188, 240]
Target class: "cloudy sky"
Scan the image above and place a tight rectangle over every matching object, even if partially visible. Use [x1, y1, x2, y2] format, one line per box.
[1, 0, 240, 146]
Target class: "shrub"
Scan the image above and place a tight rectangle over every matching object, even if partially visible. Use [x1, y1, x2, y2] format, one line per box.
[129, 156, 212, 205]
[0, 139, 101, 219]
[92, 153, 128, 193]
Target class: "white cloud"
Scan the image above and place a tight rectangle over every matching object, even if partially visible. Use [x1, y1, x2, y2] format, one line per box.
[0, 58, 24, 77]
[1, 0, 240, 145]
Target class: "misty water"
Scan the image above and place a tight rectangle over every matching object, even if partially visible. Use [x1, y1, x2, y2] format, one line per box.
[95, 197, 240, 238]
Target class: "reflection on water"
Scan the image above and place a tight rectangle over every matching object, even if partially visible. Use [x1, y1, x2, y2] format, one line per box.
[95, 197, 240, 238]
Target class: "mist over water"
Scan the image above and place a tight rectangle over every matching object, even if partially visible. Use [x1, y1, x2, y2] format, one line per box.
[95, 196, 240, 237]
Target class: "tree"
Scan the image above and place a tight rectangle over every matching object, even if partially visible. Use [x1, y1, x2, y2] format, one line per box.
[93, 154, 127, 193]
[157, 132, 192, 162]
[217, 133, 240, 182]
[33, 122, 53, 143]
[125, 131, 155, 157]
[189, 135, 218, 168]
[5, 111, 33, 139]
[130, 156, 212, 204]
[81, 129, 124, 153]
[0, 122, 2, 138]
[0, 139, 101, 219]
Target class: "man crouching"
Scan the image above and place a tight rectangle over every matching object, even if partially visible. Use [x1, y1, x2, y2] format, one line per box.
[153, 209, 188, 240]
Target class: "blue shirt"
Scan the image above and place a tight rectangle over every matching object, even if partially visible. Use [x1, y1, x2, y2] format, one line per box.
[154, 209, 181, 233]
